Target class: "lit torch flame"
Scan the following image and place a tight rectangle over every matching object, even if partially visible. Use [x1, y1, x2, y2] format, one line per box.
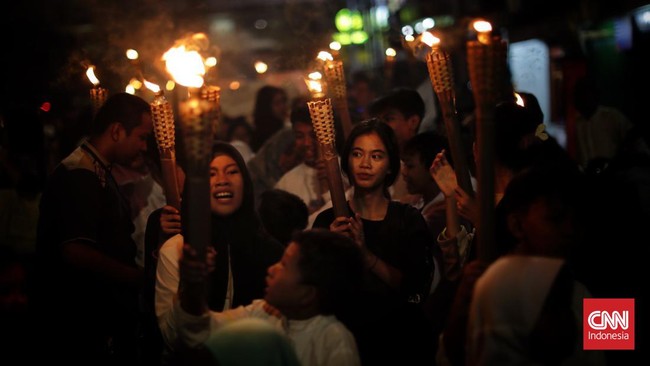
[86, 65, 108, 114]
[144, 79, 161, 94]
[473, 20, 493, 45]
[163, 45, 206, 88]
[514, 92, 525, 107]
[420, 31, 440, 48]
[86, 66, 100, 87]
[305, 71, 326, 99]
[317, 51, 334, 62]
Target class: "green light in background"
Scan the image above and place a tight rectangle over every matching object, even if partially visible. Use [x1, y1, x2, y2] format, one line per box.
[335, 9, 353, 32]
[351, 10, 364, 31]
[333, 32, 352, 45]
[350, 30, 368, 44]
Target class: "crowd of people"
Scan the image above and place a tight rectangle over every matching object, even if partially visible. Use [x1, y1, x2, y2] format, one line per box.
[0, 65, 647, 366]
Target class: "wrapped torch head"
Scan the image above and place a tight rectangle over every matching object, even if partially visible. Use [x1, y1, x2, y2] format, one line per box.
[307, 98, 336, 156]
[323, 60, 347, 101]
[426, 51, 454, 95]
[200, 85, 221, 139]
[466, 40, 509, 108]
[90, 87, 108, 115]
[151, 93, 176, 152]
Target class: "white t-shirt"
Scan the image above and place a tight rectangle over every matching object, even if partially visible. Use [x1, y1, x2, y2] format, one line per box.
[173, 299, 361, 366]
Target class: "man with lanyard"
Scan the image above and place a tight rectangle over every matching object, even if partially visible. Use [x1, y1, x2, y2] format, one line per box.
[35, 92, 153, 365]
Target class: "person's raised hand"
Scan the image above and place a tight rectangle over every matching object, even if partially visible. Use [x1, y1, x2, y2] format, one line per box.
[430, 149, 458, 197]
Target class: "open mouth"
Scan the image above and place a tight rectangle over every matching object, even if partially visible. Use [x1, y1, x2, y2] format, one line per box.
[213, 191, 234, 199]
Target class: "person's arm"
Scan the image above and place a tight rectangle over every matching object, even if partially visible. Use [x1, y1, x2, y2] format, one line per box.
[333, 212, 404, 290]
[430, 149, 461, 237]
[61, 240, 143, 288]
[437, 226, 473, 281]
[364, 246, 403, 290]
[155, 235, 184, 347]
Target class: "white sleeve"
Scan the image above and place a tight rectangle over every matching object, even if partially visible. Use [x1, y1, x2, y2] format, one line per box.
[154, 234, 183, 347]
[172, 299, 278, 349]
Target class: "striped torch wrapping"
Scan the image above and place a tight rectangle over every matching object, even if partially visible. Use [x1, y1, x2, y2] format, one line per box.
[307, 98, 350, 219]
[151, 92, 182, 210]
[323, 60, 352, 139]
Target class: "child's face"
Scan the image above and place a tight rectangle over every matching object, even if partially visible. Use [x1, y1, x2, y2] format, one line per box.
[401, 152, 434, 195]
[348, 132, 391, 191]
[376, 108, 418, 149]
[264, 242, 311, 311]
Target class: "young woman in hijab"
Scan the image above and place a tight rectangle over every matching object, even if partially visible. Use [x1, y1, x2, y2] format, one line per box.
[155, 142, 284, 360]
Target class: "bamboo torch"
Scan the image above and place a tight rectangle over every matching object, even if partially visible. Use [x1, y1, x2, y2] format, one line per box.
[163, 42, 213, 261]
[86, 65, 108, 116]
[200, 85, 221, 141]
[145, 80, 182, 210]
[305, 71, 350, 219]
[318, 51, 353, 140]
[466, 20, 509, 263]
[421, 31, 473, 198]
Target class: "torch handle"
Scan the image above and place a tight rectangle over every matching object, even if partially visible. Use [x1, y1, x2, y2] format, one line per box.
[474, 108, 496, 263]
[320, 143, 349, 218]
[438, 95, 474, 198]
[184, 175, 211, 261]
[334, 98, 353, 140]
[159, 153, 182, 210]
[466, 40, 509, 264]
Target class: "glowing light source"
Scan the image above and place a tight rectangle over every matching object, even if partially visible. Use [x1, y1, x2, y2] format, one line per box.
[304, 71, 325, 99]
[126, 49, 139, 60]
[335, 9, 353, 32]
[473, 20, 493, 45]
[385, 47, 397, 58]
[420, 32, 440, 48]
[254, 61, 268, 74]
[163, 45, 206, 88]
[205, 57, 217, 67]
[514, 92, 525, 106]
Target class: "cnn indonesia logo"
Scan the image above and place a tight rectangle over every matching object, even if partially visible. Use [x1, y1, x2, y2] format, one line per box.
[583, 298, 634, 350]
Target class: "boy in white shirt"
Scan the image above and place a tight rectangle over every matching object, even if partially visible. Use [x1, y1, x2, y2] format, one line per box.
[173, 229, 363, 366]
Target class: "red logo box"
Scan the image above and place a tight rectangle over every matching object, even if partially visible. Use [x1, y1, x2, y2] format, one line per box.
[583, 298, 634, 350]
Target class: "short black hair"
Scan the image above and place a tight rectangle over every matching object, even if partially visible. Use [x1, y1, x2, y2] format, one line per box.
[89, 92, 150, 136]
[402, 131, 451, 169]
[259, 189, 308, 246]
[225, 116, 253, 141]
[293, 229, 364, 314]
[367, 87, 425, 121]
[289, 105, 312, 127]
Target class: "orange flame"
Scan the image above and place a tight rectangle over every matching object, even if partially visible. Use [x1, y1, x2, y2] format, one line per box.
[144, 80, 161, 94]
[472, 20, 492, 45]
[317, 51, 334, 62]
[420, 32, 440, 48]
[86, 66, 100, 86]
[163, 45, 206, 88]
[304, 71, 325, 99]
